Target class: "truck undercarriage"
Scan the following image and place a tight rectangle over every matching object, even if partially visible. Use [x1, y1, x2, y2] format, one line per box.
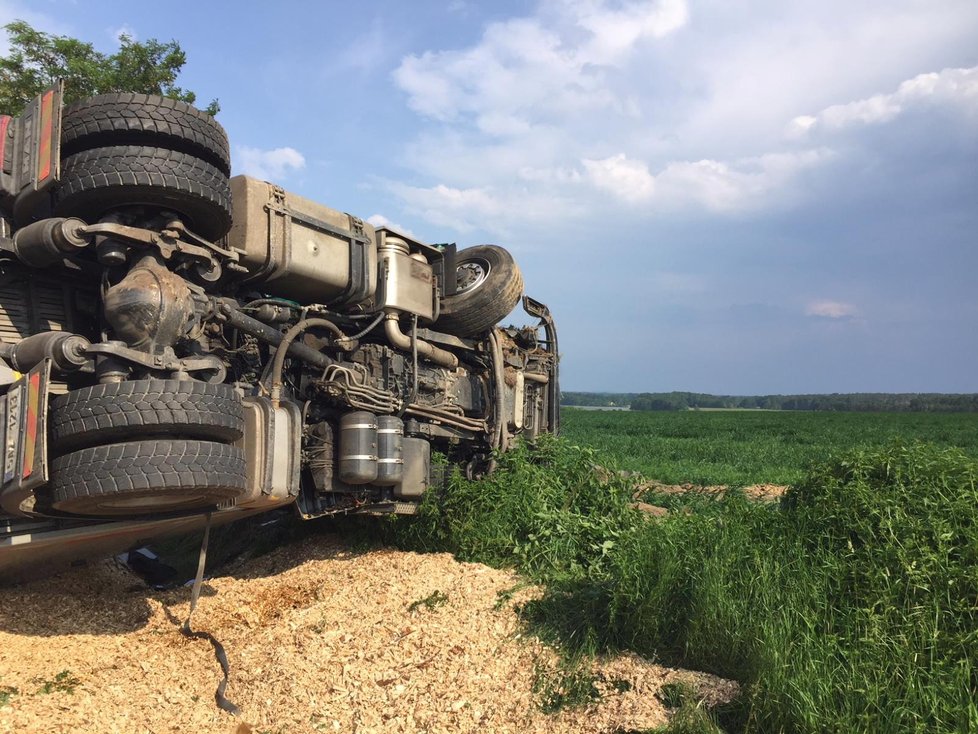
[0, 85, 558, 576]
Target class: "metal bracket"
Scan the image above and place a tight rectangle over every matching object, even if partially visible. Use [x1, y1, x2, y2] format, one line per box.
[86, 343, 226, 381]
[80, 221, 239, 268]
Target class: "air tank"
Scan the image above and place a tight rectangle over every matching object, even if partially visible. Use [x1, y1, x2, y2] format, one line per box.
[374, 415, 404, 486]
[338, 411, 378, 484]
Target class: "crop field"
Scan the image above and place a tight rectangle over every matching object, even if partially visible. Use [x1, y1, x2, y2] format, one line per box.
[559, 408, 978, 486]
[384, 409, 978, 732]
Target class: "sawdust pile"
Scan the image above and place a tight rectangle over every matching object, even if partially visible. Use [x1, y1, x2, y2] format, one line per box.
[0, 535, 737, 733]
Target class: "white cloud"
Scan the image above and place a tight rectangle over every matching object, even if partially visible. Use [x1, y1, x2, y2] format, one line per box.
[366, 214, 416, 239]
[383, 177, 582, 238]
[235, 146, 306, 181]
[388, 146, 829, 233]
[387, 183, 503, 234]
[393, 0, 688, 127]
[789, 66, 978, 136]
[579, 149, 829, 211]
[582, 154, 655, 203]
[806, 301, 857, 319]
[385, 1, 978, 234]
[574, 0, 688, 64]
[656, 149, 831, 212]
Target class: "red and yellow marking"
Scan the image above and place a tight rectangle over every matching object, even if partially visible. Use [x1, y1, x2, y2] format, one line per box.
[36, 89, 54, 182]
[21, 371, 40, 479]
[0, 115, 10, 168]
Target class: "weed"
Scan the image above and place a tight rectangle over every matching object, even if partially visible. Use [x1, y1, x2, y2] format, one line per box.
[532, 657, 600, 713]
[658, 681, 692, 709]
[494, 581, 532, 610]
[407, 590, 448, 613]
[0, 685, 17, 706]
[657, 697, 724, 734]
[32, 670, 81, 695]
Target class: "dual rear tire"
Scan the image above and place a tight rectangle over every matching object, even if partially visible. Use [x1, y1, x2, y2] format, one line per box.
[43, 95, 240, 517]
[47, 379, 247, 517]
[52, 93, 233, 241]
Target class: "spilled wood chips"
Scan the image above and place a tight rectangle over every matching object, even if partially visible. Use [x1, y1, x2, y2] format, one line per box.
[0, 535, 737, 733]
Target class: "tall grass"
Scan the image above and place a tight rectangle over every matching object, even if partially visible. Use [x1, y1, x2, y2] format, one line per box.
[561, 409, 978, 485]
[383, 437, 978, 732]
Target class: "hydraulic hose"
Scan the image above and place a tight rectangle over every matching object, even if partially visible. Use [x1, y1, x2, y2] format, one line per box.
[269, 317, 351, 404]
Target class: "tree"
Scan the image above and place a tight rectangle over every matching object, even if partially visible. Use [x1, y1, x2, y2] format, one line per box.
[0, 20, 218, 115]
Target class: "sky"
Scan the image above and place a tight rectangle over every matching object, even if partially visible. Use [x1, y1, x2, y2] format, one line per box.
[5, 0, 977, 394]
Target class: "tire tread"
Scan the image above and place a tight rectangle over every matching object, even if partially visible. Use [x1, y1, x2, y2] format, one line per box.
[53, 145, 232, 240]
[50, 379, 244, 452]
[62, 93, 230, 174]
[49, 439, 246, 516]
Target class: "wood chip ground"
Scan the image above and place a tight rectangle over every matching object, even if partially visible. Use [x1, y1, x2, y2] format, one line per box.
[0, 535, 737, 733]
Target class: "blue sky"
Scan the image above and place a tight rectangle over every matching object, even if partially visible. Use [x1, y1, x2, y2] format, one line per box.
[8, 0, 977, 393]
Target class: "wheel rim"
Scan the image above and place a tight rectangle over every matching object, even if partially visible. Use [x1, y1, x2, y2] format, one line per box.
[455, 257, 491, 294]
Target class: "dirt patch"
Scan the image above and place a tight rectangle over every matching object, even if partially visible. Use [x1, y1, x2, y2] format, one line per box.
[617, 472, 788, 503]
[592, 464, 788, 504]
[637, 480, 788, 502]
[0, 535, 737, 733]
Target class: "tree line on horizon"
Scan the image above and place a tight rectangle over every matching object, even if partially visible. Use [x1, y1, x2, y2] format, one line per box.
[561, 391, 978, 412]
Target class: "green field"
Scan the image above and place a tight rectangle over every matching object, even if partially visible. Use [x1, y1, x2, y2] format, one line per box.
[560, 408, 978, 485]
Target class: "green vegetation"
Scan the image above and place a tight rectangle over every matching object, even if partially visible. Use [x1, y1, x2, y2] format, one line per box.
[561, 408, 978, 485]
[532, 658, 602, 713]
[627, 391, 978, 412]
[0, 20, 218, 114]
[560, 391, 978, 412]
[407, 590, 449, 613]
[655, 683, 724, 734]
[382, 434, 978, 732]
[0, 685, 17, 707]
[32, 670, 80, 695]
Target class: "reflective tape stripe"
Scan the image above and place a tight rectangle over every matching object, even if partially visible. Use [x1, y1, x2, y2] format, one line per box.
[21, 371, 40, 479]
[0, 117, 9, 170]
[37, 90, 54, 182]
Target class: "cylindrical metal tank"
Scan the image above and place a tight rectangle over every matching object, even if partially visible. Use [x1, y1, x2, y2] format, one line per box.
[374, 415, 404, 486]
[338, 411, 378, 484]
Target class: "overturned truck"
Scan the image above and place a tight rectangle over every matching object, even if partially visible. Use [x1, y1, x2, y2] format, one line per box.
[0, 84, 558, 575]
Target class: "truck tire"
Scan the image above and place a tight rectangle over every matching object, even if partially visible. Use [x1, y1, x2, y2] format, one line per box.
[50, 379, 244, 453]
[48, 439, 246, 516]
[53, 145, 232, 241]
[61, 93, 231, 175]
[435, 245, 523, 336]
